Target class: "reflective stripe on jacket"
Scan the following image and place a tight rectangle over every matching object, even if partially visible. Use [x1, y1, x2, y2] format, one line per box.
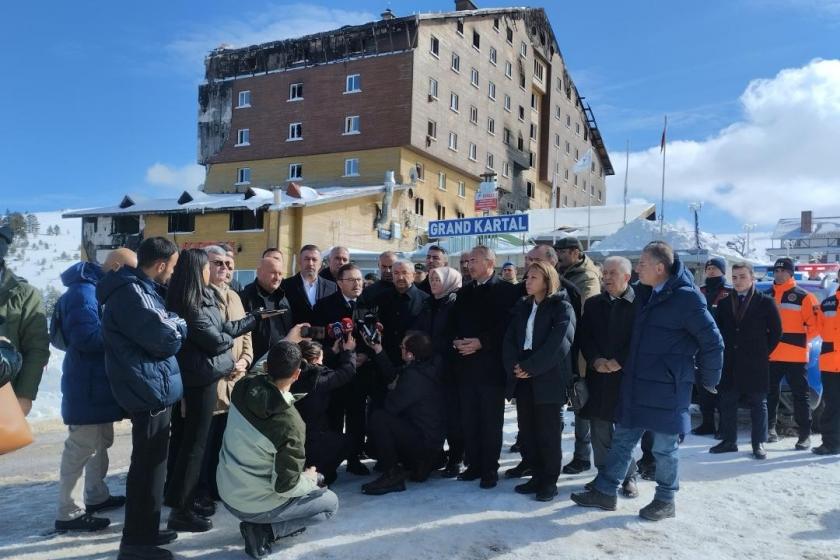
[766, 278, 818, 363]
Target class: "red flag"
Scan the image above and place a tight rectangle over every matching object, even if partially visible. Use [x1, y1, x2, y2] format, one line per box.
[660, 116, 667, 153]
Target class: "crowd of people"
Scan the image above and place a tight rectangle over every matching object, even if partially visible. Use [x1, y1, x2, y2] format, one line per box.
[1, 220, 839, 559]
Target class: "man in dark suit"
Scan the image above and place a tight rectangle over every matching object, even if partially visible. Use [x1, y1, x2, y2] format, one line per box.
[416, 245, 448, 295]
[313, 263, 377, 475]
[450, 246, 519, 489]
[710, 262, 782, 459]
[281, 245, 337, 326]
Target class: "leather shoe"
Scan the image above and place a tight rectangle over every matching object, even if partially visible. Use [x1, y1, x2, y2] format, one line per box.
[570, 489, 617, 511]
[812, 444, 840, 455]
[167, 508, 212, 533]
[535, 485, 558, 502]
[562, 458, 591, 475]
[86, 495, 126, 514]
[479, 472, 498, 489]
[514, 478, 539, 494]
[155, 529, 178, 546]
[117, 544, 173, 560]
[752, 443, 767, 460]
[457, 467, 481, 481]
[346, 457, 371, 475]
[691, 423, 717, 436]
[504, 461, 533, 479]
[709, 441, 738, 454]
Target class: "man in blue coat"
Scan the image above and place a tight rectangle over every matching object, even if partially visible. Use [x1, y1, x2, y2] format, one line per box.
[98, 237, 186, 560]
[54, 249, 136, 533]
[571, 241, 723, 521]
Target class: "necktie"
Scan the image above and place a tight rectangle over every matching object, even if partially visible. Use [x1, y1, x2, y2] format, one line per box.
[348, 300, 356, 313]
[738, 294, 746, 312]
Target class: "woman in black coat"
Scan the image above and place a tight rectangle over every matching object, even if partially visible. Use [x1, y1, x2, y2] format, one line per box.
[712, 264, 782, 457]
[414, 266, 463, 476]
[164, 249, 261, 531]
[502, 262, 575, 502]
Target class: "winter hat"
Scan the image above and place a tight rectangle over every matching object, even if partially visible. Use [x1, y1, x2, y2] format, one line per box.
[704, 257, 726, 275]
[773, 257, 795, 274]
[0, 225, 12, 261]
[502, 262, 515, 269]
[554, 237, 583, 251]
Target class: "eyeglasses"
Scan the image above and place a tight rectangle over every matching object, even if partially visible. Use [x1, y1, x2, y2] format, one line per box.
[339, 277, 364, 284]
[212, 260, 233, 270]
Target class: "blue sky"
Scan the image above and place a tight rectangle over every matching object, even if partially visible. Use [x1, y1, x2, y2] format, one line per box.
[1, 0, 839, 232]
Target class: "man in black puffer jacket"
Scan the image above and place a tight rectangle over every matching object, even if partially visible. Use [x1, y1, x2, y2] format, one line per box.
[362, 331, 446, 495]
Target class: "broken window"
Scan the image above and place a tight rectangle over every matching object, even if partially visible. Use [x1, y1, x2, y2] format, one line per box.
[229, 209, 264, 231]
[168, 214, 195, 234]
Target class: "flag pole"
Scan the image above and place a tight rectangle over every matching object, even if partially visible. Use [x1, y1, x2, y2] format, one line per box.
[659, 115, 667, 236]
[623, 139, 630, 226]
[587, 165, 593, 250]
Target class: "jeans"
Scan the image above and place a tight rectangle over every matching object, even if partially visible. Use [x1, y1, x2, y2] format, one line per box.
[122, 406, 171, 546]
[56, 423, 114, 521]
[767, 361, 811, 438]
[719, 389, 767, 445]
[226, 487, 339, 540]
[595, 426, 680, 503]
[590, 418, 636, 481]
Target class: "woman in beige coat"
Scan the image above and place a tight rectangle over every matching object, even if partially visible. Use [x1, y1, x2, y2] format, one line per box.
[196, 245, 253, 510]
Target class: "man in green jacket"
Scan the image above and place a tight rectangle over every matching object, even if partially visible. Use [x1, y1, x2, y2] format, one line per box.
[0, 225, 50, 416]
[217, 340, 339, 559]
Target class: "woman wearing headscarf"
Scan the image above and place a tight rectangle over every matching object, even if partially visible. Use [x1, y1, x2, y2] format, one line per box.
[503, 261, 576, 502]
[415, 266, 464, 477]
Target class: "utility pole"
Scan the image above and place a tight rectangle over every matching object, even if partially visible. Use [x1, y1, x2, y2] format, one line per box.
[743, 223, 756, 256]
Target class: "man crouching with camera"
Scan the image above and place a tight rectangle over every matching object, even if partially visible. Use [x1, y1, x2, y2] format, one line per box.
[217, 332, 338, 559]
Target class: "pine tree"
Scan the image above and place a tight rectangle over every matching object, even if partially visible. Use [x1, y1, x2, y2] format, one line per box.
[25, 213, 40, 235]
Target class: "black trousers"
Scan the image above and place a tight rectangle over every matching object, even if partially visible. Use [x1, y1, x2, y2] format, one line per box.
[327, 371, 370, 458]
[821, 373, 840, 450]
[767, 361, 811, 438]
[640, 431, 655, 465]
[122, 406, 171, 546]
[165, 382, 217, 510]
[719, 389, 767, 445]
[696, 383, 720, 427]
[514, 380, 563, 486]
[444, 381, 465, 465]
[459, 380, 505, 476]
[367, 409, 426, 470]
[197, 412, 228, 501]
[305, 430, 353, 479]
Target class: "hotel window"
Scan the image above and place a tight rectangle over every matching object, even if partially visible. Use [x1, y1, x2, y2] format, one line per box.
[168, 214, 194, 234]
[531, 93, 537, 110]
[451, 53, 460, 73]
[529, 123, 537, 140]
[518, 106, 525, 121]
[526, 181, 535, 198]
[555, 105, 562, 120]
[415, 198, 425, 216]
[519, 72, 526, 89]
[448, 132, 458, 151]
[288, 122, 302, 141]
[236, 167, 251, 184]
[489, 47, 497, 65]
[503, 128, 512, 145]
[486, 152, 495, 170]
[235, 128, 250, 146]
[427, 120, 437, 139]
[289, 82, 303, 100]
[345, 74, 361, 93]
[436, 204, 447, 220]
[488, 81, 496, 100]
[468, 143, 477, 161]
[456, 20, 464, 36]
[415, 163, 425, 181]
[430, 35, 440, 57]
[450, 91, 459, 112]
[469, 105, 478, 124]
[237, 90, 251, 108]
[429, 77, 439, 99]
[506, 26, 513, 44]
[554, 133, 560, 147]
[504, 94, 511, 112]
[487, 117, 495, 135]
[503, 161, 511, 177]
[472, 30, 480, 50]
[457, 181, 466, 197]
[470, 68, 479, 87]
[230, 209, 264, 231]
[504, 61, 512, 79]
[344, 115, 360, 135]
[520, 41, 528, 58]
[493, 18, 500, 31]
[533, 60, 544, 82]
[344, 158, 360, 177]
[288, 163, 302, 180]
[438, 171, 446, 191]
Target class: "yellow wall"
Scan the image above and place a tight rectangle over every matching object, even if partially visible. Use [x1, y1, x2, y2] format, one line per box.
[398, 147, 480, 221]
[204, 147, 404, 194]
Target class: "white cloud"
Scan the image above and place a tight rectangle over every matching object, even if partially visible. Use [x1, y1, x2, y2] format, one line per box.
[145, 162, 205, 190]
[607, 59, 840, 227]
[166, 4, 377, 76]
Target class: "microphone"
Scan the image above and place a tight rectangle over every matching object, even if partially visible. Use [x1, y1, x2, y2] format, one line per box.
[329, 322, 343, 340]
[340, 317, 355, 342]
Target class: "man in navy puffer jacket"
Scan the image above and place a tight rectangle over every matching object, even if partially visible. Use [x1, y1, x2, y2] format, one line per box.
[97, 237, 186, 560]
[54, 249, 135, 533]
[572, 241, 723, 521]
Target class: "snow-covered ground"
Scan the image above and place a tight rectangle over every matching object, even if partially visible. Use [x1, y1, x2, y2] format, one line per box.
[3, 211, 81, 422]
[0, 407, 837, 560]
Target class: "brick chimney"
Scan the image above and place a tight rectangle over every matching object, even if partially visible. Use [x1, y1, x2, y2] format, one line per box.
[455, 0, 478, 11]
[801, 210, 813, 234]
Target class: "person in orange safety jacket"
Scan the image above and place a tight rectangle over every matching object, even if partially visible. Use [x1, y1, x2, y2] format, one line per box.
[815, 288, 840, 455]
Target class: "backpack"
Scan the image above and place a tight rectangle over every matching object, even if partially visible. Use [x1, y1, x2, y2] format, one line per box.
[49, 295, 68, 351]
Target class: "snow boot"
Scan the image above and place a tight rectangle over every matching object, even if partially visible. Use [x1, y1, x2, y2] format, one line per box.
[240, 522, 273, 559]
[514, 478, 540, 494]
[752, 443, 767, 459]
[639, 499, 676, 521]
